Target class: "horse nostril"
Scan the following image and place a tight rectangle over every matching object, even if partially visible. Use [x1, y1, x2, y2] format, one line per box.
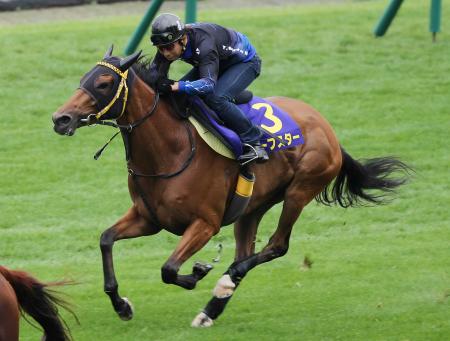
[55, 115, 71, 126]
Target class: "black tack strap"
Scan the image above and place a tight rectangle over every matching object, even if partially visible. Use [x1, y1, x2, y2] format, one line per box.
[94, 131, 120, 160]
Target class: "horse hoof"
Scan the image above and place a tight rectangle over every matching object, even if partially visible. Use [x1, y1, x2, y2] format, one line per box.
[191, 312, 214, 328]
[118, 297, 134, 321]
[193, 262, 213, 280]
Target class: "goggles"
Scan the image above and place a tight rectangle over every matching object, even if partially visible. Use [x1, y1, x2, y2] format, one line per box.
[157, 42, 178, 53]
[151, 31, 180, 46]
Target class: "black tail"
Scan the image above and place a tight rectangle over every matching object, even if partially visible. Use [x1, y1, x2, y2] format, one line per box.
[0, 266, 77, 341]
[316, 147, 412, 208]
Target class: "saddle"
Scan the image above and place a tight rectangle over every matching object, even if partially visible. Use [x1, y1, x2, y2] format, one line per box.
[189, 91, 253, 156]
[170, 90, 305, 160]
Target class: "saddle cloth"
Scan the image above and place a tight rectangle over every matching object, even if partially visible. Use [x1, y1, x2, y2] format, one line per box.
[189, 95, 305, 158]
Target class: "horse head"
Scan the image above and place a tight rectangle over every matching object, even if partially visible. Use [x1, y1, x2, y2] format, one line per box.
[52, 45, 141, 136]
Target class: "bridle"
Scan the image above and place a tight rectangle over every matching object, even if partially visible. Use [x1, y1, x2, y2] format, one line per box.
[93, 61, 129, 121]
[78, 58, 197, 229]
[79, 60, 196, 179]
[80, 61, 133, 128]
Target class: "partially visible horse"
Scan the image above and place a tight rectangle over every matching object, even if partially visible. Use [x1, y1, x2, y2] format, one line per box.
[0, 266, 75, 341]
[51, 47, 411, 327]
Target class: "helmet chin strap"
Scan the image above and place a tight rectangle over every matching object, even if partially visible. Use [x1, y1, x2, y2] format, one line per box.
[179, 34, 187, 53]
[174, 36, 187, 61]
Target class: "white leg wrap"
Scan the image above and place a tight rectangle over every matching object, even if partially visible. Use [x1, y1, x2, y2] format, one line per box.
[212, 274, 236, 298]
[191, 312, 214, 327]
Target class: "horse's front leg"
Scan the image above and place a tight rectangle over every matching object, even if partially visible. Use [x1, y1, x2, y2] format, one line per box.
[100, 205, 161, 321]
[161, 218, 219, 290]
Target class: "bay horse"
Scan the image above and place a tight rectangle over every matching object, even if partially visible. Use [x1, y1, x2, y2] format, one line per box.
[0, 266, 75, 341]
[51, 47, 410, 327]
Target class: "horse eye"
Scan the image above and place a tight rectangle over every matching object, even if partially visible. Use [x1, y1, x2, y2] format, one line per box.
[97, 82, 110, 90]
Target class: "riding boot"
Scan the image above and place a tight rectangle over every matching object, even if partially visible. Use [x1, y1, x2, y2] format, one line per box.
[202, 94, 268, 164]
[238, 142, 269, 164]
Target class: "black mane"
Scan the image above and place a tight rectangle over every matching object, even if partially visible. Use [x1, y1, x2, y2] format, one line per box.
[132, 57, 158, 89]
[131, 57, 189, 118]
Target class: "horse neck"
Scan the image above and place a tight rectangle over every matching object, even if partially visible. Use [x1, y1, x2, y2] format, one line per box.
[117, 78, 189, 173]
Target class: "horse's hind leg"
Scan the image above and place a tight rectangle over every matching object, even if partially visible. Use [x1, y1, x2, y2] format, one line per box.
[100, 205, 160, 321]
[193, 190, 315, 327]
[234, 206, 267, 260]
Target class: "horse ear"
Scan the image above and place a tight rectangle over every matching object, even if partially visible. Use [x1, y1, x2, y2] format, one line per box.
[119, 50, 142, 71]
[104, 45, 114, 59]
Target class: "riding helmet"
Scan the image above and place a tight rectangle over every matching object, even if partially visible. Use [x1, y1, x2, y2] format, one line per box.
[150, 13, 185, 46]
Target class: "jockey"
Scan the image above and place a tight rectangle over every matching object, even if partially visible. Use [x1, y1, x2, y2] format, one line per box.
[149, 13, 269, 163]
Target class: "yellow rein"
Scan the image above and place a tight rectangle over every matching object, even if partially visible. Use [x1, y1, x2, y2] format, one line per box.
[94, 61, 129, 120]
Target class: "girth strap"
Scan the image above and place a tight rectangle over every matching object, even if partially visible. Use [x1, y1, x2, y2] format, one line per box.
[129, 172, 167, 230]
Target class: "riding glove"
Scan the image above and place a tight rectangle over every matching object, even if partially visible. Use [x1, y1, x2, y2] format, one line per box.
[157, 78, 175, 94]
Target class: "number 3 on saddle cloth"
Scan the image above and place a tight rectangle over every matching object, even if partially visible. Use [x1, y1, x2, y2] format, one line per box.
[188, 94, 304, 159]
[186, 94, 305, 226]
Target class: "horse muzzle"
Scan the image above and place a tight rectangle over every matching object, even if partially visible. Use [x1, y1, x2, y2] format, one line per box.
[52, 111, 86, 136]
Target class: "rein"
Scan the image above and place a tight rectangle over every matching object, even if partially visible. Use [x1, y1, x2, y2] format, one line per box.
[86, 91, 160, 132]
[127, 121, 196, 179]
[81, 60, 198, 230]
[89, 91, 160, 160]
[82, 61, 196, 179]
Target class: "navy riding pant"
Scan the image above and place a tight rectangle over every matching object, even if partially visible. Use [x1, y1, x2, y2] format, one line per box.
[180, 55, 262, 144]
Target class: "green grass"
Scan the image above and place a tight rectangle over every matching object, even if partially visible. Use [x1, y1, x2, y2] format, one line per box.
[1, 1, 449, 340]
